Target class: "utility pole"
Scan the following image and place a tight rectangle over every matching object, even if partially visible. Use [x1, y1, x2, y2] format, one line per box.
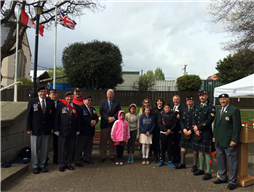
[183, 64, 187, 75]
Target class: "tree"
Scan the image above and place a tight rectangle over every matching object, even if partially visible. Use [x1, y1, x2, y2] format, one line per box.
[47, 66, 67, 83]
[1, 1, 103, 62]
[208, 0, 254, 51]
[62, 40, 124, 90]
[16, 77, 33, 89]
[216, 49, 254, 84]
[132, 67, 165, 91]
[176, 75, 202, 91]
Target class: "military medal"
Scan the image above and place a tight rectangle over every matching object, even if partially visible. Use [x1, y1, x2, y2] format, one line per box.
[177, 114, 180, 119]
[211, 113, 214, 117]
[50, 109, 52, 114]
[225, 117, 229, 121]
[72, 109, 76, 114]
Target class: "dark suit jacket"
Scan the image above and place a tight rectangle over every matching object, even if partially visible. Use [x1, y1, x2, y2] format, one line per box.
[171, 104, 184, 132]
[192, 102, 215, 139]
[213, 104, 241, 147]
[79, 104, 99, 136]
[100, 99, 121, 129]
[54, 102, 81, 136]
[180, 106, 195, 132]
[26, 97, 55, 136]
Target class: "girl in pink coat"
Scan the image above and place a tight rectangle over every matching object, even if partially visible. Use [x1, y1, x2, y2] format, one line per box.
[111, 110, 130, 165]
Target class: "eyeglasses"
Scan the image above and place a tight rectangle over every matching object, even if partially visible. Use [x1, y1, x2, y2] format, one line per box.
[88, 99, 92, 101]
[144, 102, 149, 104]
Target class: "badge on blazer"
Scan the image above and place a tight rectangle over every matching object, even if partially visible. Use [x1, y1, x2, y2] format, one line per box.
[93, 110, 97, 114]
[225, 117, 230, 121]
[83, 110, 88, 115]
[62, 107, 68, 113]
[33, 104, 38, 111]
[177, 114, 180, 119]
[211, 113, 214, 117]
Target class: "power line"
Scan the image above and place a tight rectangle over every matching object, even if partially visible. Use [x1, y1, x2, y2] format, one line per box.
[30, 62, 51, 70]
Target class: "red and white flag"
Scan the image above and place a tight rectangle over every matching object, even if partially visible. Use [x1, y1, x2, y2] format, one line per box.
[21, 8, 44, 36]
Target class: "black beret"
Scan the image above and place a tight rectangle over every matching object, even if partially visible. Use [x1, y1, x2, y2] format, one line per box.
[64, 91, 73, 97]
[219, 93, 229, 98]
[198, 89, 208, 96]
[37, 86, 46, 92]
[83, 95, 92, 100]
[50, 89, 57, 93]
[74, 87, 81, 92]
[186, 95, 194, 100]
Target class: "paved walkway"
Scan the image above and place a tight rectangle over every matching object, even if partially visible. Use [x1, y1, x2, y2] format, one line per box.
[2, 149, 254, 192]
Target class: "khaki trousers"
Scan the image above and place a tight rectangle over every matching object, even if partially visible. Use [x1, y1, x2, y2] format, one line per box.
[99, 127, 116, 159]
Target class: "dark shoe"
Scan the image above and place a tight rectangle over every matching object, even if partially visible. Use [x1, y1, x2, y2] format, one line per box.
[59, 166, 65, 172]
[202, 173, 212, 180]
[213, 178, 228, 184]
[191, 165, 198, 172]
[66, 165, 75, 170]
[227, 184, 237, 190]
[175, 163, 186, 169]
[99, 158, 105, 163]
[39, 167, 48, 172]
[193, 169, 205, 176]
[75, 162, 83, 167]
[45, 157, 49, 166]
[153, 157, 158, 163]
[53, 160, 58, 164]
[83, 159, 94, 164]
[110, 157, 116, 162]
[33, 168, 40, 174]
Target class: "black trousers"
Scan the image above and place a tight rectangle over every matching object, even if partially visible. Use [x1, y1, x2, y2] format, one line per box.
[58, 136, 75, 167]
[159, 134, 173, 162]
[116, 145, 124, 159]
[53, 133, 58, 162]
[172, 131, 181, 163]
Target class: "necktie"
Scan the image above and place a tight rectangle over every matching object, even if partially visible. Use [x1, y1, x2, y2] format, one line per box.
[220, 107, 224, 119]
[173, 106, 176, 112]
[42, 100, 46, 114]
[109, 101, 112, 111]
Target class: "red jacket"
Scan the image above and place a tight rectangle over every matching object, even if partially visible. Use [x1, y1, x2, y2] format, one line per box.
[73, 95, 83, 105]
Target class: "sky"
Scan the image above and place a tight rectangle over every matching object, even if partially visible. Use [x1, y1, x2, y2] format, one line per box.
[27, 0, 231, 80]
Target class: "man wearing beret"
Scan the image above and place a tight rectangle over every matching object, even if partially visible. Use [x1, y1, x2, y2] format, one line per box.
[176, 95, 198, 171]
[192, 90, 215, 180]
[26, 86, 55, 174]
[213, 94, 241, 190]
[75, 95, 98, 167]
[54, 91, 81, 172]
[73, 88, 84, 105]
[99, 89, 121, 163]
[49, 89, 62, 164]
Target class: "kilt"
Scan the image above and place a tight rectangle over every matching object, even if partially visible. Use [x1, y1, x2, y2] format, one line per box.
[192, 137, 215, 153]
[179, 134, 194, 149]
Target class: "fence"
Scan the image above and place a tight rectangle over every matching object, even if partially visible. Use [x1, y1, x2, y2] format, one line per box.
[1, 89, 254, 108]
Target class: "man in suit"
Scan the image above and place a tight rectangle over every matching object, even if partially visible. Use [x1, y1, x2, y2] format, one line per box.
[213, 94, 241, 190]
[171, 95, 184, 164]
[49, 89, 61, 164]
[54, 91, 81, 172]
[75, 95, 98, 167]
[27, 86, 55, 174]
[192, 90, 215, 180]
[99, 89, 121, 163]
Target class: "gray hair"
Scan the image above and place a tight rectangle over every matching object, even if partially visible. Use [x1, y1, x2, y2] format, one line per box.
[107, 89, 114, 94]
[172, 95, 181, 101]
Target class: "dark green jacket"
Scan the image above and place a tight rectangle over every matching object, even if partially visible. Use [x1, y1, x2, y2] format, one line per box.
[180, 106, 195, 132]
[192, 102, 215, 139]
[213, 104, 241, 148]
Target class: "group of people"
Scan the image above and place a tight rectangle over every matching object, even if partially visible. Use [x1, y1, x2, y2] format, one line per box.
[27, 87, 241, 190]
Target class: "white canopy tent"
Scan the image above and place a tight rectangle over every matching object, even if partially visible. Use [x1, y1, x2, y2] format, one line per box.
[213, 74, 254, 104]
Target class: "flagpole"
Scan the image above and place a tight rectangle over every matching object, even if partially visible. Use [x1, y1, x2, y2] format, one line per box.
[14, 2, 21, 102]
[53, 3, 57, 89]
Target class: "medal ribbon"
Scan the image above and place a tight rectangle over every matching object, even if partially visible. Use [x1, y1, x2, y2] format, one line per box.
[62, 100, 78, 119]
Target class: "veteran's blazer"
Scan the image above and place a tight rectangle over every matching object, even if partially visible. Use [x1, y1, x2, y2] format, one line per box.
[213, 104, 241, 148]
[192, 102, 215, 139]
[79, 104, 99, 136]
[180, 106, 195, 132]
[54, 102, 81, 137]
[26, 97, 55, 136]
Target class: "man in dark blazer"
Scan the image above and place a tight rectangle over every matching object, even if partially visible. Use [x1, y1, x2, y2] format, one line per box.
[99, 89, 121, 163]
[26, 86, 55, 174]
[49, 89, 62, 164]
[171, 95, 184, 164]
[213, 94, 241, 190]
[54, 91, 81, 172]
[75, 95, 98, 167]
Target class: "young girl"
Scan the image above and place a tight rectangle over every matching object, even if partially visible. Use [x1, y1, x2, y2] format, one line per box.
[125, 103, 139, 163]
[111, 110, 130, 165]
[139, 106, 155, 165]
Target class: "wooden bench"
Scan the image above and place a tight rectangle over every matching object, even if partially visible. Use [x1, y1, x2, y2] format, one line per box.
[93, 130, 141, 146]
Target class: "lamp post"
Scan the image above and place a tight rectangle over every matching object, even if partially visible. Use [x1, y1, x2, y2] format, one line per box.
[30, 2, 42, 98]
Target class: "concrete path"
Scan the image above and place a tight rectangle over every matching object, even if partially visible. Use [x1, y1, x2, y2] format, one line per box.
[2, 150, 254, 192]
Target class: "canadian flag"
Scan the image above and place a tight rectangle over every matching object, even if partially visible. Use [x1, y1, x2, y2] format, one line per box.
[21, 8, 44, 36]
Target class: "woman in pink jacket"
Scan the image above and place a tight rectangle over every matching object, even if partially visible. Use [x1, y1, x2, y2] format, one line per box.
[111, 110, 130, 165]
